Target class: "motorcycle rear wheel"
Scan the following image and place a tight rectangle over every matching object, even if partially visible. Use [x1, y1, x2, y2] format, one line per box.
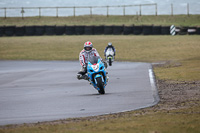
[96, 77, 105, 94]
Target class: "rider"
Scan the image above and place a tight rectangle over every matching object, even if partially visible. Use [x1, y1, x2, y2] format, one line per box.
[104, 42, 116, 58]
[77, 41, 107, 80]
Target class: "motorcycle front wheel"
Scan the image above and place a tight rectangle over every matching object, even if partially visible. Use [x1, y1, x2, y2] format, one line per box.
[96, 77, 105, 94]
[109, 58, 112, 66]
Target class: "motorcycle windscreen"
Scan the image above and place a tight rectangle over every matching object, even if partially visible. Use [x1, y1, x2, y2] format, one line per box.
[88, 56, 100, 65]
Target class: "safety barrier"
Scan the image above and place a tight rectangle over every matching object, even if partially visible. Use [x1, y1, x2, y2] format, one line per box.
[84, 26, 94, 35]
[25, 26, 35, 36]
[0, 25, 199, 36]
[93, 26, 104, 35]
[65, 26, 75, 35]
[152, 26, 161, 35]
[35, 26, 45, 35]
[0, 26, 5, 36]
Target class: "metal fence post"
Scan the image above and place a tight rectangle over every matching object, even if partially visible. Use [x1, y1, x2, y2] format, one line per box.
[4, 8, 7, 19]
[90, 7, 92, 17]
[56, 7, 58, 18]
[139, 4, 142, 16]
[73, 7, 76, 17]
[187, 3, 190, 16]
[155, 3, 157, 16]
[123, 6, 125, 16]
[39, 7, 41, 18]
[171, 4, 173, 16]
[21, 7, 25, 19]
[107, 6, 109, 17]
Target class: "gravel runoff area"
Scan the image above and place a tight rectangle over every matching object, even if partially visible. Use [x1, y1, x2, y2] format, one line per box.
[0, 65, 200, 128]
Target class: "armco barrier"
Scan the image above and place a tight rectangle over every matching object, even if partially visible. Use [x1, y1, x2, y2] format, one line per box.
[5, 26, 15, 36]
[123, 26, 133, 35]
[113, 26, 124, 35]
[65, 26, 75, 35]
[104, 26, 113, 35]
[45, 26, 55, 35]
[15, 26, 25, 36]
[161, 26, 170, 35]
[133, 26, 143, 35]
[55, 26, 66, 35]
[35, 26, 45, 35]
[75, 26, 85, 35]
[0, 26, 5, 36]
[93, 26, 104, 35]
[152, 26, 161, 35]
[25, 26, 35, 36]
[143, 26, 153, 35]
[84, 26, 94, 35]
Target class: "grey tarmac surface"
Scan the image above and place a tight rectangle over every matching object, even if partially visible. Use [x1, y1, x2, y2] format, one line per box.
[0, 61, 159, 125]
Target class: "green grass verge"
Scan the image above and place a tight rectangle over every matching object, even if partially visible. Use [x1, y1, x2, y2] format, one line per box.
[0, 15, 200, 26]
[1, 104, 200, 133]
[0, 35, 200, 81]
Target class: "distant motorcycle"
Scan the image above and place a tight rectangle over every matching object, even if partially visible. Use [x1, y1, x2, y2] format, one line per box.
[82, 56, 108, 94]
[105, 48, 115, 66]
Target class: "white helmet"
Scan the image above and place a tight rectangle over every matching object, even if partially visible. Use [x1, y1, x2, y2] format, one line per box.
[84, 41, 93, 52]
[108, 42, 112, 46]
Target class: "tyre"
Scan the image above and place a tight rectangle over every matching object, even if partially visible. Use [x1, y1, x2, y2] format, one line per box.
[75, 26, 85, 35]
[25, 26, 35, 36]
[143, 25, 153, 35]
[133, 26, 143, 35]
[65, 26, 75, 35]
[179, 27, 188, 35]
[96, 77, 105, 94]
[0, 26, 5, 36]
[15, 26, 25, 36]
[196, 27, 200, 35]
[104, 26, 113, 35]
[84, 26, 94, 35]
[45, 25, 55, 35]
[113, 25, 123, 35]
[152, 26, 161, 35]
[93, 26, 104, 35]
[109, 58, 112, 66]
[55, 26, 66, 35]
[123, 26, 133, 35]
[35, 26, 45, 35]
[5, 26, 15, 36]
[161, 26, 170, 35]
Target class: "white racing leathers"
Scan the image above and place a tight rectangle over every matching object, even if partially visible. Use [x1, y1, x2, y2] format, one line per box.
[79, 48, 102, 71]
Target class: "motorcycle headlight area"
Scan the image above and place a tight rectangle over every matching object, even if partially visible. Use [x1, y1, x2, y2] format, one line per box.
[92, 64, 99, 71]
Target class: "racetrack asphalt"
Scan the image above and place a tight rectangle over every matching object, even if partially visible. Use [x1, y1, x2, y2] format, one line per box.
[0, 61, 159, 125]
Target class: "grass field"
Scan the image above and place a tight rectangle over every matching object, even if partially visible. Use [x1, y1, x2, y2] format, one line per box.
[1, 15, 200, 26]
[0, 35, 200, 81]
[0, 35, 200, 132]
[1, 105, 200, 133]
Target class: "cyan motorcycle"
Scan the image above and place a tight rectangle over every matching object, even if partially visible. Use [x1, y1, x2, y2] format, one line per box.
[86, 56, 108, 94]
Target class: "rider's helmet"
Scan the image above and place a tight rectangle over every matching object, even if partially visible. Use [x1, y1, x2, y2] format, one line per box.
[84, 41, 93, 52]
[108, 42, 112, 47]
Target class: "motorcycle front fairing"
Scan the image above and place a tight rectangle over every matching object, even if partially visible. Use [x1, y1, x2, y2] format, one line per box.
[87, 58, 107, 90]
[106, 48, 115, 61]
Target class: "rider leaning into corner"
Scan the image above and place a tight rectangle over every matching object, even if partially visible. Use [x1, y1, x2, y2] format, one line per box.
[104, 42, 116, 58]
[77, 41, 108, 80]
